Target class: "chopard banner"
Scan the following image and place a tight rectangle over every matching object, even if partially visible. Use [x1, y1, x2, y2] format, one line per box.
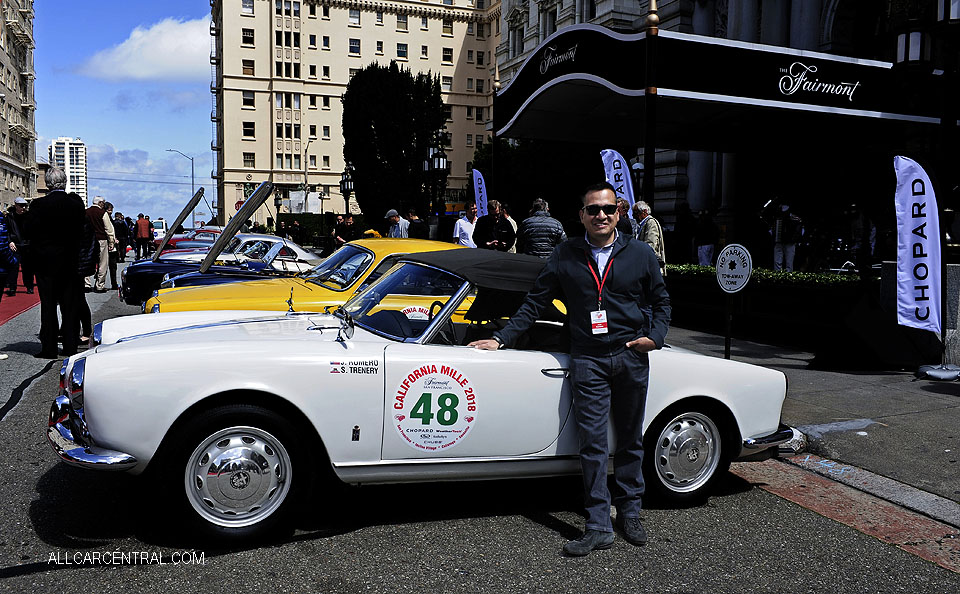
[894, 156, 941, 336]
[600, 149, 636, 208]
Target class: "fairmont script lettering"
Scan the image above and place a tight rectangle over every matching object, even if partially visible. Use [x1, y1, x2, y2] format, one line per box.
[540, 44, 578, 75]
[779, 62, 861, 102]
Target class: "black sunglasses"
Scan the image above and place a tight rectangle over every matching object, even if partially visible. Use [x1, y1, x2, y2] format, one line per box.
[582, 204, 618, 216]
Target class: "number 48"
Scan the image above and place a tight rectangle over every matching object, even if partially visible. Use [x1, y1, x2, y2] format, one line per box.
[410, 392, 459, 426]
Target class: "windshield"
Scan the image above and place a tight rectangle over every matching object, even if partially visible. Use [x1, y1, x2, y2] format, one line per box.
[301, 244, 373, 290]
[224, 237, 241, 253]
[239, 239, 272, 260]
[344, 263, 466, 340]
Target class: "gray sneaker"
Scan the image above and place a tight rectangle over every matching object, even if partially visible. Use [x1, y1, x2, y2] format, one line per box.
[562, 529, 615, 556]
[617, 516, 648, 546]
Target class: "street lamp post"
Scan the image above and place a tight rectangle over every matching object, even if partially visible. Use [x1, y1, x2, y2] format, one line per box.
[423, 145, 447, 215]
[167, 149, 196, 227]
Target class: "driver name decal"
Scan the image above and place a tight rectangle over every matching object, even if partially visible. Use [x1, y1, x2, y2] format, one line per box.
[330, 359, 380, 374]
[393, 364, 477, 451]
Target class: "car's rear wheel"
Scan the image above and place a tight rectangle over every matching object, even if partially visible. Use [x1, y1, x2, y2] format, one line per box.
[643, 403, 731, 504]
[160, 404, 303, 542]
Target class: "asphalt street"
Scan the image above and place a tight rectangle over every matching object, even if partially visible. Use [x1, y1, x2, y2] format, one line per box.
[0, 274, 958, 592]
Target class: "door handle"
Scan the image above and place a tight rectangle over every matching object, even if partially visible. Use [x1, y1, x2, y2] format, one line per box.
[541, 368, 569, 378]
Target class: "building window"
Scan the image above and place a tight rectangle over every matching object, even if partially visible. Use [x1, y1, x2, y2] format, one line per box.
[443, 105, 452, 120]
[476, 79, 484, 93]
[543, 8, 557, 38]
[349, 8, 360, 25]
[441, 76, 452, 91]
[309, 2, 316, 16]
[293, 63, 300, 77]
[275, 0, 282, 15]
[242, 0, 254, 14]
[476, 107, 484, 121]
[476, 136, 484, 148]
[276, 153, 283, 168]
[467, 23, 474, 35]
[442, 47, 453, 63]
[309, 124, 317, 137]
[349, 68, 359, 79]
[308, 64, 316, 78]
[322, 125, 330, 138]
[397, 43, 408, 59]
[466, 106, 473, 119]
[323, 155, 330, 168]
[322, 36, 330, 49]
[276, 30, 283, 46]
[309, 95, 317, 108]
[309, 155, 317, 168]
[442, 132, 452, 148]
[309, 34, 316, 47]
[477, 22, 485, 39]
[294, 154, 301, 170]
[285, 154, 293, 169]
[509, 26, 523, 57]
[397, 15, 408, 31]
[377, 40, 384, 54]
[466, 134, 473, 147]
[243, 152, 256, 167]
[242, 59, 255, 75]
[466, 78, 473, 91]
[292, 1, 300, 17]
[323, 6, 330, 18]
[421, 16, 429, 29]
[349, 38, 361, 54]
[467, 50, 474, 62]
[376, 11, 383, 24]
[444, 0, 453, 4]
[241, 28, 254, 45]
[322, 96, 330, 108]
[293, 32, 300, 47]
[477, 52, 484, 66]
[242, 121, 255, 138]
[293, 94, 300, 109]
[242, 90, 255, 107]
[442, 19, 453, 35]
[421, 45, 428, 58]
[322, 65, 329, 78]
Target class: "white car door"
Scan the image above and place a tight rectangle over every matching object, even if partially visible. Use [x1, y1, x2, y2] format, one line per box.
[381, 342, 574, 460]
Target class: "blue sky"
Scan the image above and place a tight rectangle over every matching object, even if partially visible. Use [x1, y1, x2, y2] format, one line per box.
[35, 1, 214, 223]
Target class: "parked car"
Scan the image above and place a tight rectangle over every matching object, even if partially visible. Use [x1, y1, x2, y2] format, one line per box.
[48, 249, 791, 542]
[159, 227, 223, 251]
[144, 238, 464, 314]
[119, 234, 319, 306]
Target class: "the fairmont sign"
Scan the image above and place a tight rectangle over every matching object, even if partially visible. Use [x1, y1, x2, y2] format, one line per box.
[539, 44, 579, 74]
[778, 61, 861, 102]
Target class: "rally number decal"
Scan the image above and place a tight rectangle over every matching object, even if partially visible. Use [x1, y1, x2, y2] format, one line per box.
[392, 364, 477, 451]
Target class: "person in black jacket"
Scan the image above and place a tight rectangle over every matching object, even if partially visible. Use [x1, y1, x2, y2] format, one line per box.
[0, 208, 17, 304]
[26, 167, 86, 358]
[5, 197, 32, 295]
[470, 181, 670, 556]
[516, 198, 567, 258]
[113, 211, 131, 262]
[471, 199, 515, 251]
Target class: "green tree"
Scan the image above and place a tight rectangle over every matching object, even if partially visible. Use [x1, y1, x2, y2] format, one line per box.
[342, 62, 446, 220]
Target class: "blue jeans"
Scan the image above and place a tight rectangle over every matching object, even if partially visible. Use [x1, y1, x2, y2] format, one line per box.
[569, 349, 649, 532]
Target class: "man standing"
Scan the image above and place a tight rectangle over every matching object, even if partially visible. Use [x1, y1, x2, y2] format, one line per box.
[633, 201, 666, 276]
[334, 214, 361, 247]
[406, 208, 430, 239]
[517, 198, 567, 258]
[27, 167, 86, 358]
[385, 209, 410, 238]
[0, 206, 17, 304]
[113, 211, 131, 262]
[85, 197, 114, 293]
[452, 201, 478, 247]
[471, 199, 515, 251]
[469, 181, 670, 556]
[5, 197, 32, 295]
[134, 214, 152, 259]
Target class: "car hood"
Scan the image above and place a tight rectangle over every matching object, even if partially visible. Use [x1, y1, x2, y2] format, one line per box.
[150, 276, 347, 313]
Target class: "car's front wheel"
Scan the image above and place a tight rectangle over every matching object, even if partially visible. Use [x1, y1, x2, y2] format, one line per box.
[160, 404, 303, 542]
[643, 403, 732, 504]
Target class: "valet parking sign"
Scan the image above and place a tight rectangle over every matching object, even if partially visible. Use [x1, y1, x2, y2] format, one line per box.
[393, 363, 477, 452]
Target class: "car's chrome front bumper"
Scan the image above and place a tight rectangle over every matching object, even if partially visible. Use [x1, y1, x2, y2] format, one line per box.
[46, 395, 137, 471]
[736, 423, 797, 461]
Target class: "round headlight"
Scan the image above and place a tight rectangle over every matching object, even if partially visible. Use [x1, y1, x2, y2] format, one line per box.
[150, 304, 160, 314]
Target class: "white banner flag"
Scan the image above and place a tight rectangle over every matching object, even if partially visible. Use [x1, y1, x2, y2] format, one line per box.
[473, 169, 488, 217]
[894, 155, 941, 335]
[600, 149, 636, 209]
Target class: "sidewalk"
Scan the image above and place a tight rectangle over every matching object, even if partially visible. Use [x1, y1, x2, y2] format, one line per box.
[668, 324, 960, 506]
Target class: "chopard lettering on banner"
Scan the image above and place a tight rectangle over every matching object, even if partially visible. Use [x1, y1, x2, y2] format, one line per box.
[540, 44, 578, 74]
[779, 62, 861, 102]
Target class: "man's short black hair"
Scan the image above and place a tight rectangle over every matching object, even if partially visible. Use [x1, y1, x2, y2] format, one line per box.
[465, 200, 476, 208]
[581, 181, 617, 203]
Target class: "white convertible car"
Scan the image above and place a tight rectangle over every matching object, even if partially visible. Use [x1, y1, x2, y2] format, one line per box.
[48, 250, 792, 542]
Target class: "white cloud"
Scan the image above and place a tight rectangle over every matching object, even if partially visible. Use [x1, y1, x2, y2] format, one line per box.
[79, 16, 211, 82]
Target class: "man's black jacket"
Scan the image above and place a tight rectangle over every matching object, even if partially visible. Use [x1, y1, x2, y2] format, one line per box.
[495, 232, 671, 356]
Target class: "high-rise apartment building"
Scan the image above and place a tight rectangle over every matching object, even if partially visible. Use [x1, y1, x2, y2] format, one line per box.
[48, 137, 87, 203]
[0, 0, 36, 207]
[211, 0, 500, 224]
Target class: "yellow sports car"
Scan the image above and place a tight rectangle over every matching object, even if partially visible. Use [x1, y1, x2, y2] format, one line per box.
[144, 238, 465, 314]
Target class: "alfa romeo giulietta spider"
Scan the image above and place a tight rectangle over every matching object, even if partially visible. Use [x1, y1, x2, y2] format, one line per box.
[48, 249, 792, 542]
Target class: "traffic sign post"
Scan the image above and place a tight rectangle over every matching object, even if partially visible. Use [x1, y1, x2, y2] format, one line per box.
[716, 244, 753, 359]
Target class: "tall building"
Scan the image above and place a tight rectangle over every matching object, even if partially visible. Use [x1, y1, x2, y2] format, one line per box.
[48, 137, 87, 203]
[210, 0, 501, 224]
[0, 0, 36, 207]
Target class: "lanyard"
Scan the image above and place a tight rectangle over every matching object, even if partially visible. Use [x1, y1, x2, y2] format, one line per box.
[585, 252, 615, 310]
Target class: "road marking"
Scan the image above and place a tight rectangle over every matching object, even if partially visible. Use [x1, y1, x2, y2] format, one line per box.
[731, 459, 960, 574]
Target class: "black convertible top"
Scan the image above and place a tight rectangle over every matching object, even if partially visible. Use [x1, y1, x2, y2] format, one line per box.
[401, 249, 546, 292]
[400, 249, 555, 322]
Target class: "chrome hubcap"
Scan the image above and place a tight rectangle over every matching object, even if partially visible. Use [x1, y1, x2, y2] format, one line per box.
[654, 412, 721, 493]
[184, 426, 292, 528]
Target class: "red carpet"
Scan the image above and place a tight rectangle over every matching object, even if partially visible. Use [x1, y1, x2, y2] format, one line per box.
[0, 272, 39, 325]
